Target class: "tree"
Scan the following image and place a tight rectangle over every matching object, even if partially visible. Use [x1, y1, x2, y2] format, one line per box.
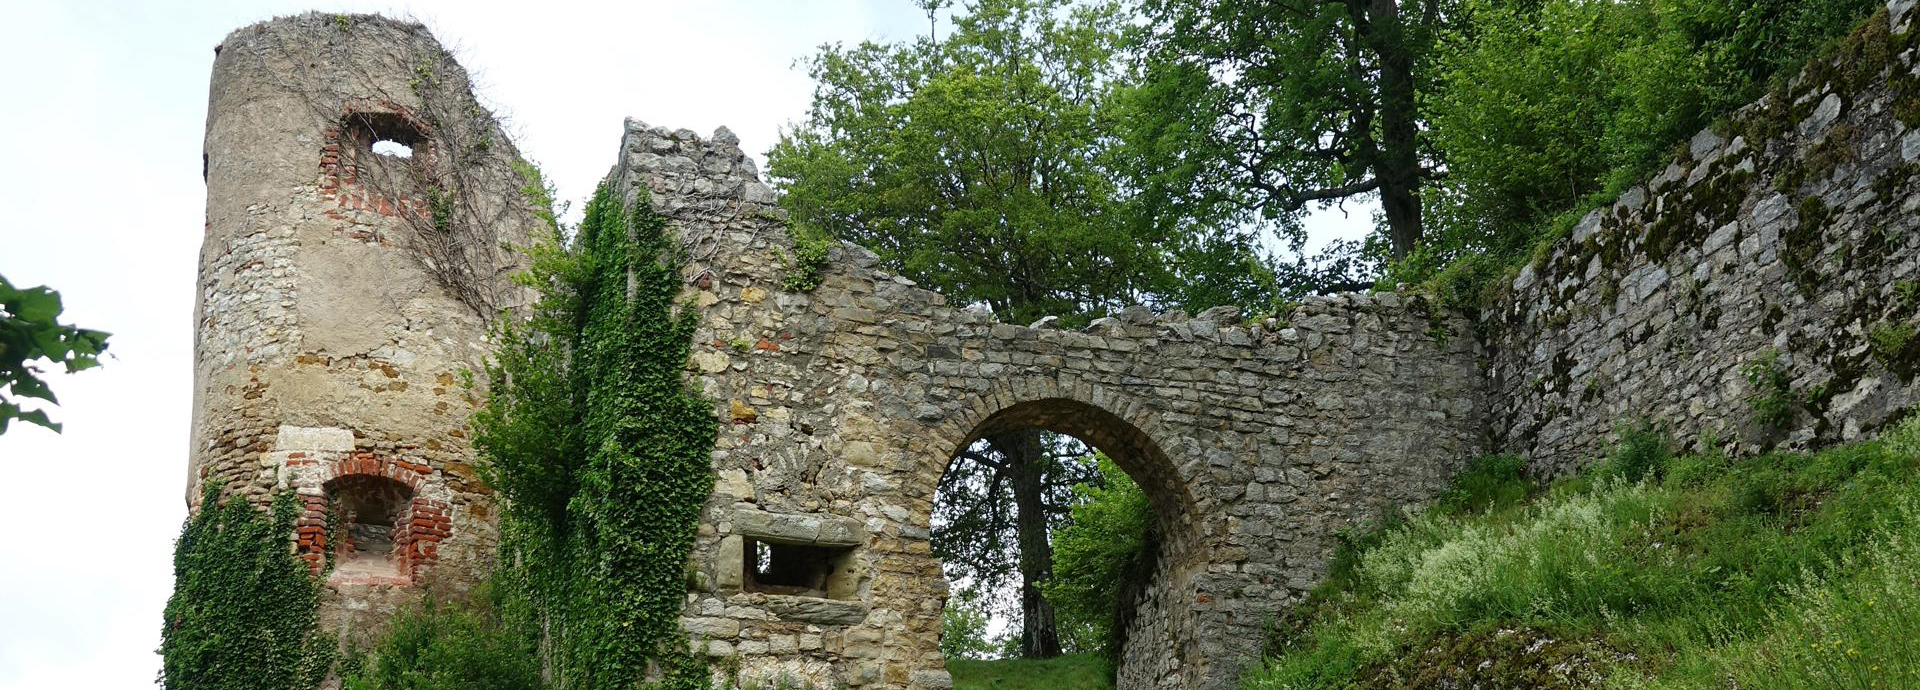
[1129, 0, 1455, 261]
[769, 0, 1166, 327]
[933, 434, 1099, 657]
[0, 274, 108, 435]
[1420, 0, 1879, 265]
[769, 0, 1165, 657]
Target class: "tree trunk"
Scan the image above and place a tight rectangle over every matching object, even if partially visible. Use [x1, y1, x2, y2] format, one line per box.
[1362, 0, 1426, 260]
[989, 429, 1063, 658]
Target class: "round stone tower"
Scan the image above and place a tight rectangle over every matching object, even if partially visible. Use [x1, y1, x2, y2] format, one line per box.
[194, 12, 540, 635]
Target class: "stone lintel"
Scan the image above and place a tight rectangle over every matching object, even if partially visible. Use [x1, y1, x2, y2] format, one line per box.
[765, 595, 870, 626]
[731, 505, 865, 547]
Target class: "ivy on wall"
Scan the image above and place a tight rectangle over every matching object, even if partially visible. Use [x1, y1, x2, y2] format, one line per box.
[158, 484, 333, 690]
[474, 181, 717, 688]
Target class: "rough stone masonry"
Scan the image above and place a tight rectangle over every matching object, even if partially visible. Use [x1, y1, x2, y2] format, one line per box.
[1490, 0, 1920, 477]
[196, 13, 542, 642]
[609, 124, 1484, 689]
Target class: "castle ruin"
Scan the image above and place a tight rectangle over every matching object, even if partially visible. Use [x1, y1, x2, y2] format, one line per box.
[194, 3, 1920, 688]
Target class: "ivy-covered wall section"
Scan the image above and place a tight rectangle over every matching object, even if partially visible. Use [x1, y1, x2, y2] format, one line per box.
[159, 484, 333, 690]
[474, 182, 717, 688]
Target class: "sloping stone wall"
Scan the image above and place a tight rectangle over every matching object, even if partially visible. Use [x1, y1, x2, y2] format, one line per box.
[1490, 1, 1920, 474]
[611, 122, 1487, 689]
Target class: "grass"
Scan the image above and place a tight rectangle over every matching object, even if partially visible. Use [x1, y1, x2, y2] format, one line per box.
[948, 653, 1113, 690]
[1239, 415, 1920, 689]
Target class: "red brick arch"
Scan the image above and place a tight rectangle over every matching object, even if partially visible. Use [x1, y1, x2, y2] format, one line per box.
[294, 452, 450, 583]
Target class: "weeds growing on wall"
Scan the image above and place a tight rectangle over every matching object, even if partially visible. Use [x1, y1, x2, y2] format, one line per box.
[1743, 349, 1798, 430]
[158, 483, 333, 690]
[472, 181, 717, 689]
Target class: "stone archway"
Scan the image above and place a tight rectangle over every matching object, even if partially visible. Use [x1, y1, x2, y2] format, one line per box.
[921, 388, 1221, 690]
[933, 394, 1209, 686]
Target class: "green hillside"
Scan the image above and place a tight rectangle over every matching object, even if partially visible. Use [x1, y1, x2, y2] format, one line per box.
[1241, 419, 1920, 689]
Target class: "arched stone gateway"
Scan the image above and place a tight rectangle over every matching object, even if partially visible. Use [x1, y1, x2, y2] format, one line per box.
[632, 123, 1489, 688]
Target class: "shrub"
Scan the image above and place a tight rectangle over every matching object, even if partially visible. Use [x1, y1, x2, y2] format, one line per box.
[339, 589, 542, 690]
[1599, 419, 1672, 483]
[159, 485, 332, 690]
[1437, 454, 1535, 515]
[1743, 349, 1798, 429]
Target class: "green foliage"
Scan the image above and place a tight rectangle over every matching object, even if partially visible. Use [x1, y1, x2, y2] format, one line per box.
[1040, 456, 1152, 657]
[1132, 0, 1452, 260]
[780, 226, 831, 292]
[1870, 320, 1919, 373]
[1598, 419, 1673, 483]
[947, 653, 1113, 690]
[159, 484, 332, 690]
[1239, 414, 1920, 689]
[473, 183, 717, 689]
[1435, 454, 1535, 515]
[0, 274, 108, 435]
[339, 590, 541, 690]
[770, 0, 1248, 323]
[1743, 349, 1798, 430]
[510, 157, 564, 234]
[1404, 0, 1878, 307]
[941, 589, 1001, 660]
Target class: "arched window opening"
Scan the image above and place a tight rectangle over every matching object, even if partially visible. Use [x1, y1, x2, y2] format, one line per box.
[324, 474, 415, 580]
[339, 109, 430, 169]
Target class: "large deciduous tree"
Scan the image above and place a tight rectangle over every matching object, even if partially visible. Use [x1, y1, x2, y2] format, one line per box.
[1130, 0, 1454, 261]
[769, 0, 1164, 326]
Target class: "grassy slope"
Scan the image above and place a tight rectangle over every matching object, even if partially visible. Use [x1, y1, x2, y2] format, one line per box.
[1243, 419, 1920, 689]
[948, 653, 1113, 690]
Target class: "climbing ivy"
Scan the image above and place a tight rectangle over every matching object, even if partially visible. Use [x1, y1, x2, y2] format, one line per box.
[474, 182, 717, 689]
[780, 225, 832, 292]
[158, 483, 333, 690]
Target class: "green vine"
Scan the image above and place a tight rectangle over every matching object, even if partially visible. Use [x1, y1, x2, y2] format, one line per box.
[158, 483, 333, 690]
[780, 225, 832, 292]
[474, 182, 717, 688]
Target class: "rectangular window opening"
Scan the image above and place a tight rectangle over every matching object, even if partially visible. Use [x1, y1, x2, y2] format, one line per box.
[742, 538, 855, 599]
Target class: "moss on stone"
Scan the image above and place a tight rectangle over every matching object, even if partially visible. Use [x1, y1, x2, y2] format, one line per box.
[1784, 196, 1834, 296]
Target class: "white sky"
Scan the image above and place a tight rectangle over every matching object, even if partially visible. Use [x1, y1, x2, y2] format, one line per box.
[0, 1, 1371, 686]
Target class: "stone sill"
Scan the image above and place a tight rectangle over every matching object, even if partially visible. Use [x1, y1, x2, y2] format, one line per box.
[765, 594, 869, 626]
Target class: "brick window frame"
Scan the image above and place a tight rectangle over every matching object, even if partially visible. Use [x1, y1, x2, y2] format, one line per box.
[292, 452, 450, 584]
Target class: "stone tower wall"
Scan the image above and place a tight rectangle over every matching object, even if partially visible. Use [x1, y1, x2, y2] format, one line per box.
[196, 13, 539, 639]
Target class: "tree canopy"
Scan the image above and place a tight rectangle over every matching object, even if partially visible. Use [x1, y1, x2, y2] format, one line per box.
[1129, 0, 1456, 262]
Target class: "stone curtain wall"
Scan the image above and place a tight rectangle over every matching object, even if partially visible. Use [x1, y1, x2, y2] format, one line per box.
[1489, 0, 1920, 475]
[611, 122, 1487, 689]
[196, 14, 540, 640]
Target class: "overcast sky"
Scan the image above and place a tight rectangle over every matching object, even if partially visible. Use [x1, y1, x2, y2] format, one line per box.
[0, 1, 1371, 686]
